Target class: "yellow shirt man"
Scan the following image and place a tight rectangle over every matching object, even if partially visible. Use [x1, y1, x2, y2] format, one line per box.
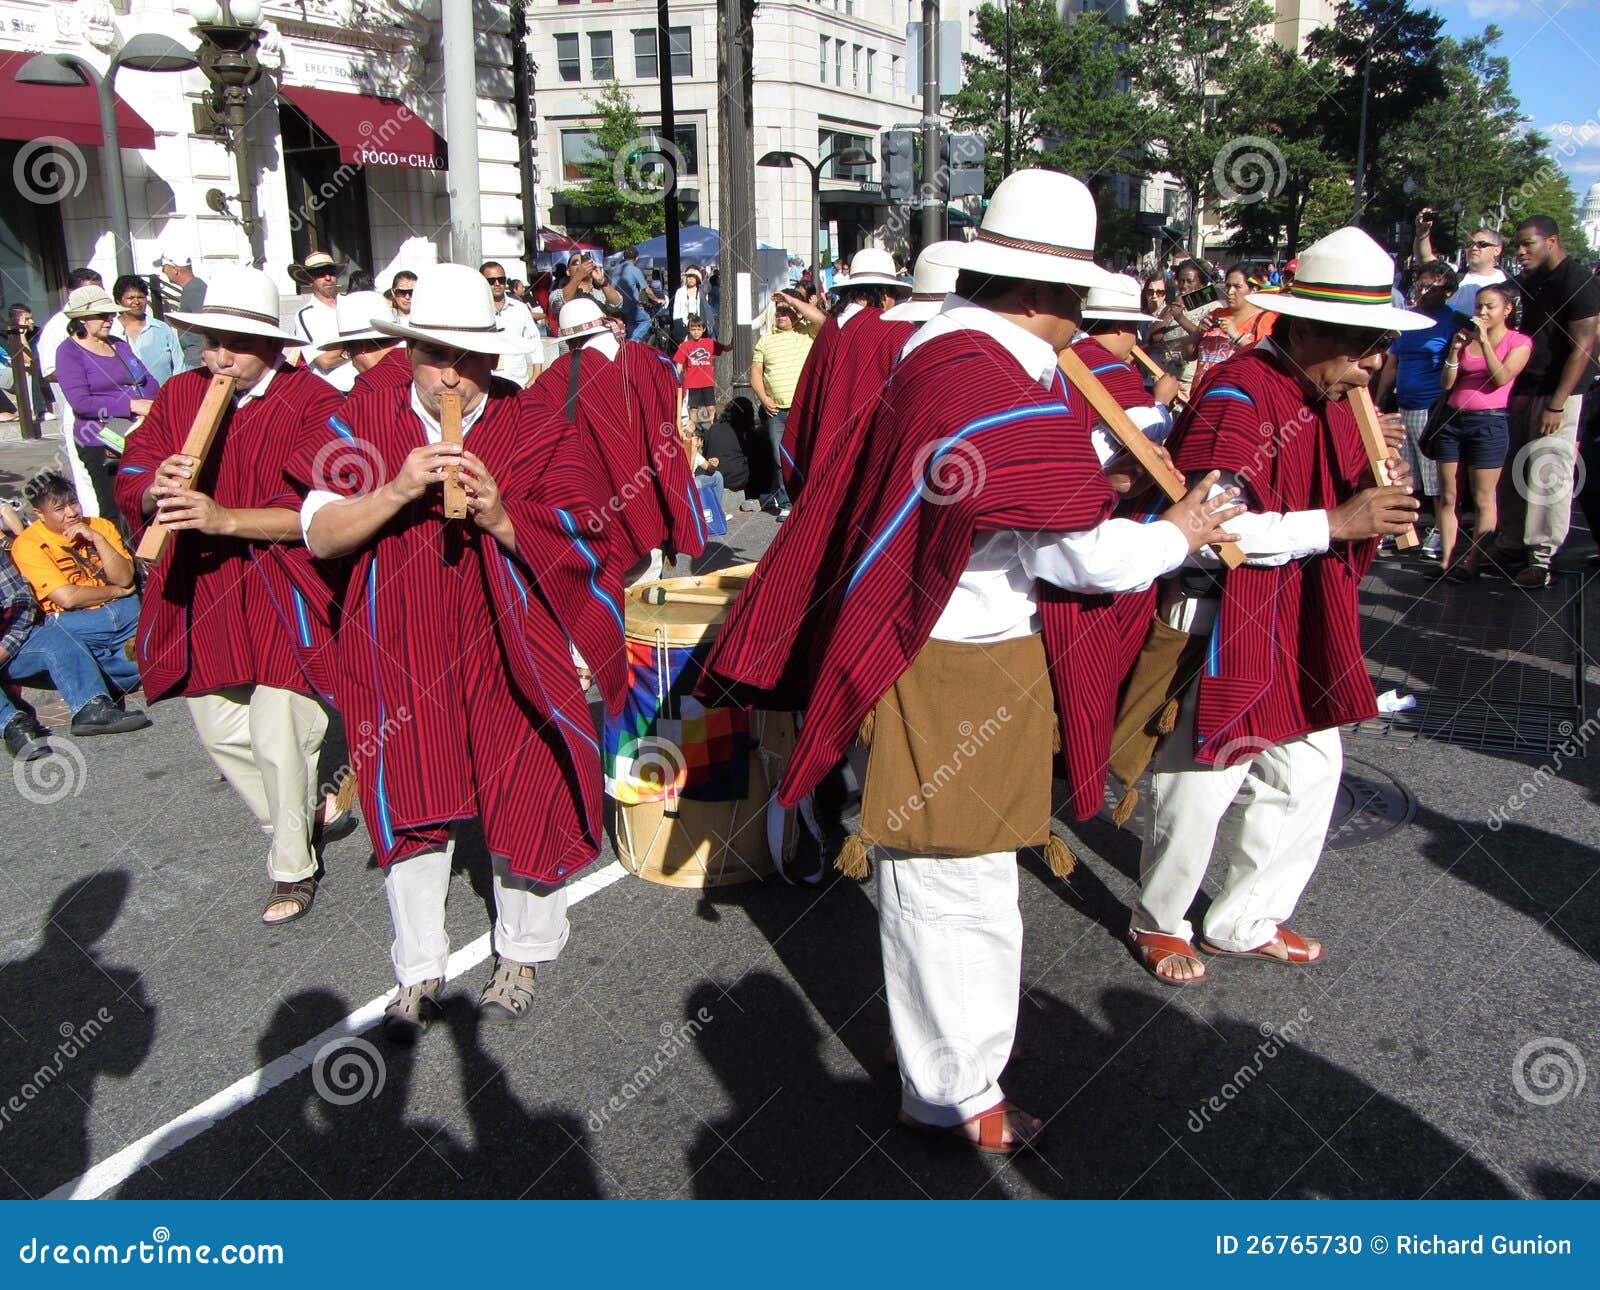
[10, 516, 131, 611]
[751, 325, 815, 411]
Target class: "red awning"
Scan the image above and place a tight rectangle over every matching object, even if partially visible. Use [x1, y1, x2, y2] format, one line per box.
[279, 85, 446, 171]
[0, 50, 157, 150]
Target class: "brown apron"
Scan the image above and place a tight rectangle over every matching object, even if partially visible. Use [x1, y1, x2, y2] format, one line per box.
[858, 634, 1056, 857]
[1106, 614, 1210, 824]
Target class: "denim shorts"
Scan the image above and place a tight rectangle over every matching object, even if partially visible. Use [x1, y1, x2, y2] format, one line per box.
[1433, 408, 1509, 469]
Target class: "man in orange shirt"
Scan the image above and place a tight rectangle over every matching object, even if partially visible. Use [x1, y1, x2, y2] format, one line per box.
[10, 470, 141, 694]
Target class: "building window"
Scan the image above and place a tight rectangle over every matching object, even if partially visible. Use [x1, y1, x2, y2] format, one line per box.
[819, 35, 827, 81]
[891, 53, 902, 96]
[866, 48, 874, 95]
[589, 31, 614, 81]
[668, 25, 692, 77]
[555, 33, 580, 82]
[560, 129, 601, 181]
[818, 128, 871, 179]
[633, 28, 656, 79]
[833, 40, 842, 86]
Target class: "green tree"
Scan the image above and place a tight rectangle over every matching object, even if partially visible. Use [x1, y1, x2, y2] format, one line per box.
[1119, 0, 1280, 255]
[1305, 0, 1447, 235]
[1505, 164, 1593, 260]
[551, 80, 667, 250]
[949, 1, 1145, 197]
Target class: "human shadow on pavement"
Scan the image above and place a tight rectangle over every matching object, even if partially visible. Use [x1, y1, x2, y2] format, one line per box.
[996, 987, 1517, 1199]
[0, 872, 154, 1199]
[114, 988, 600, 1198]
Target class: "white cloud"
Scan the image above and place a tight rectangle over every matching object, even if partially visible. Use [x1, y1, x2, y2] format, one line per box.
[1541, 120, 1600, 188]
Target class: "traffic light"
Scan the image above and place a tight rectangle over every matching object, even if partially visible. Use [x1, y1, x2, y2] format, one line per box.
[942, 132, 985, 199]
[881, 129, 916, 204]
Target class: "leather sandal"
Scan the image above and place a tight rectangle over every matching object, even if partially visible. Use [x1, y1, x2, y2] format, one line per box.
[1199, 927, 1323, 964]
[383, 977, 443, 1044]
[262, 877, 317, 925]
[1127, 928, 1207, 986]
[479, 956, 537, 1022]
[898, 1100, 1044, 1156]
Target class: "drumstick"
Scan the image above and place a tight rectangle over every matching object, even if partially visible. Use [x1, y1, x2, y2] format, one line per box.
[1129, 344, 1185, 411]
[439, 391, 469, 519]
[135, 373, 236, 563]
[1349, 386, 1419, 550]
[638, 587, 738, 607]
[1057, 348, 1245, 570]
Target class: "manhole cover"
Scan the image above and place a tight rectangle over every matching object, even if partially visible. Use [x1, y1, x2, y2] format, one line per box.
[1325, 757, 1415, 851]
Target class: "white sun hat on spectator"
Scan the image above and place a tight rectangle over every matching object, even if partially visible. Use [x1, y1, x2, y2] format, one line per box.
[1248, 227, 1433, 331]
[165, 267, 302, 344]
[556, 297, 611, 344]
[883, 241, 963, 322]
[944, 168, 1117, 291]
[373, 264, 541, 355]
[319, 291, 394, 348]
[833, 246, 908, 291]
[1082, 273, 1158, 324]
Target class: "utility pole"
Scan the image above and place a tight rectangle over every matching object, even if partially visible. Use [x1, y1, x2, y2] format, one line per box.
[656, 0, 681, 297]
[919, 0, 943, 249]
[442, 0, 481, 267]
[509, 0, 540, 280]
[1002, 0, 1012, 179]
[1352, 48, 1372, 226]
[717, 0, 756, 398]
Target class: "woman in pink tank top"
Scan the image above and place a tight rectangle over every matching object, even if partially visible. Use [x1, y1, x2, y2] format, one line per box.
[1432, 284, 1533, 578]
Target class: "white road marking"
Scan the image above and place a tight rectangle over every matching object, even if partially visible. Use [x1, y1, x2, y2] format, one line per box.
[50, 860, 631, 1200]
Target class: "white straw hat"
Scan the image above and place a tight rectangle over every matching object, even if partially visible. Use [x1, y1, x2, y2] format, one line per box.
[165, 267, 302, 344]
[320, 291, 395, 348]
[944, 169, 1117, 291]
[373, 264, 542, 355]
[834, 246, 907, 291]
[64, 286, 119, 319]
[1248, 227, 1432, 331]
[1082, 273, 1157, 324]
[557, 297, 611, 344]
[882, 241, 962, 321]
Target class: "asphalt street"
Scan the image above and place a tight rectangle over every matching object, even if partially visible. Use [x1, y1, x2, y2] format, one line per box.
[2, 425, 1597, 1200]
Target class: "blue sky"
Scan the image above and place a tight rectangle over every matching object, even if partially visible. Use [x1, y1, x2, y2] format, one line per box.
[1431, 0, 1599, 199]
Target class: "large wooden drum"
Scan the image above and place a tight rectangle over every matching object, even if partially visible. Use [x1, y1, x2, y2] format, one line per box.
[603, 565, 795, 887]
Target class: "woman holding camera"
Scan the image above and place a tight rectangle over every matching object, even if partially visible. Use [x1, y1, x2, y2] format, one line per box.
[1433, 284, 1532, 578]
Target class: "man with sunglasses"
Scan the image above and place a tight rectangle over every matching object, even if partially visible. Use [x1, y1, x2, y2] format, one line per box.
[291, 251, 356, 393]
[1125, 227, 1427, 987]
[1413, 211, 1521, 323]
[479, 260, 543, 388]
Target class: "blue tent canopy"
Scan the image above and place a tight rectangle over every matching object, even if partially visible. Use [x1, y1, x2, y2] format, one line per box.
[627, 226, 783, 264]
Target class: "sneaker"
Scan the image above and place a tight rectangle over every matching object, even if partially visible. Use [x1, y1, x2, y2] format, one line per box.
[1420, 526, 1442, 558]
[1513, 565, 1553, 588]
[738, 499, 762, 512]
[777, 505, 792, 521]
[2, 714, 49, 762]
[382, 977, 443, 1044]
[479, 955, 537, 1023]
[69, 696, 152, 737]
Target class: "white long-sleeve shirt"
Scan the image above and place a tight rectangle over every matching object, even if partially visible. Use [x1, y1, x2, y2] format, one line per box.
[899, 300, 1189, 644]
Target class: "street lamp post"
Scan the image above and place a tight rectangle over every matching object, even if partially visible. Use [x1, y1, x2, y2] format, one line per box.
[757, 145, 875, 283]
[188, 0, 267, 266]
[16, 35, 198, 278]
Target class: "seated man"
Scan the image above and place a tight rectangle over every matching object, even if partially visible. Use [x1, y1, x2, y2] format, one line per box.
[2, 534, 150, 761]
[9, 471, 141, 695]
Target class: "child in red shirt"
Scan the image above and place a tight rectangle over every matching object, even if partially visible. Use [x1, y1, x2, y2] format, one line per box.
[673, 315, 729, 429]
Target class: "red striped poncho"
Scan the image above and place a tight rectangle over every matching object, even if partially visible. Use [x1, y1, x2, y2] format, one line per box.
[1074, 336, 1153, 411]
[780, 308, 916, 500]
[284, 381, 627, 881]
[702, 327, 1132, 820]
[524, 340, 706, 571]
[1164, 344, 1379, 764]
[114, 364, 344, 703]
[351, 346, 412, 396]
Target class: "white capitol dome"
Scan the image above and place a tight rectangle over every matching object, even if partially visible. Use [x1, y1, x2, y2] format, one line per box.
[1584, 181, 1600, 252]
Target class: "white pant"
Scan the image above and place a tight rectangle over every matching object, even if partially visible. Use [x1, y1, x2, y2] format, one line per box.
[56, 402, 101, 519]
[1136, 685, 1342, 950]
[624, 549, 665, 588]
[187, 684, 328, 883]
[878, 848, 1020, 1126]
[383, 835, 570, 986]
